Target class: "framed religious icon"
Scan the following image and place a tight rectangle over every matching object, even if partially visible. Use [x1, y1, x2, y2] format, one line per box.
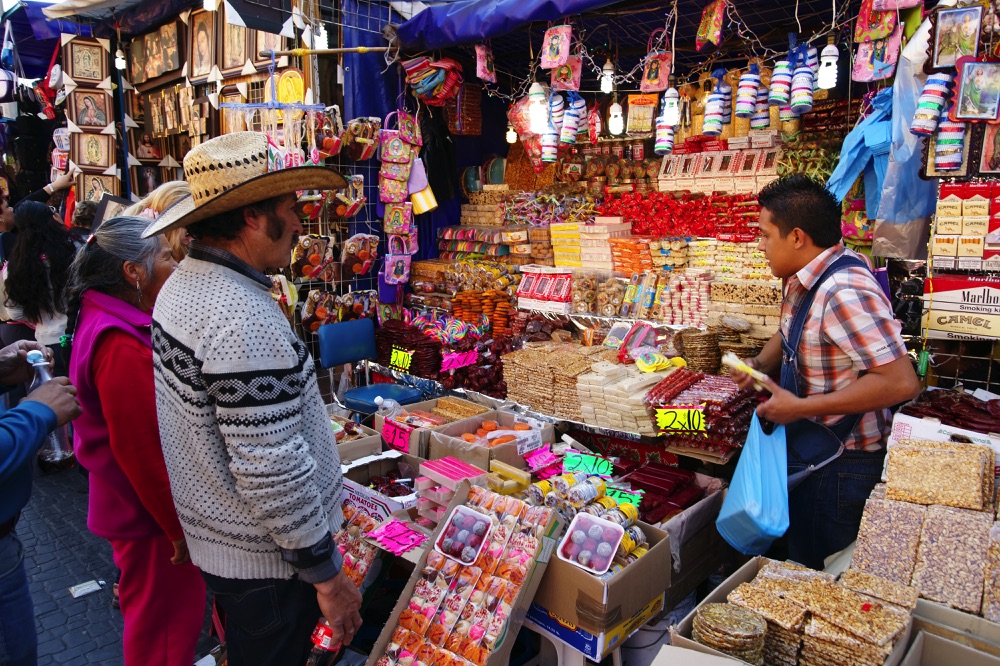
[954, 57, 1000, 122]
[132, 164, 164, 197]
[254, 30, 286, 67]
[980, 123, 1000, 174]
[221, 16, 248, 76]
[220, 91, 247, 134]
[129, 91, 145, 124]
[930, 5, 982, 71]
[134, 132, 162, 160]
[130, 39, 146, 85]
[68, 41, 106, 84]
[70, 90, 110, 129]
[77, 173, 120, 203]
[189, 10, 217, 83]
[162, 87, 179, 133]
[145, 91, 165, 137]
[159, 21, 181, 74]
[144, 31, 165, 81]
[73, 133, 115, 170]
[94, 194, 131, 229]
[178, 85, 193, 128]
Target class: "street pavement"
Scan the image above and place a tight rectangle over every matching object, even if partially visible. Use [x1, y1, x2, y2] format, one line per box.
[16, 466, 218, 665]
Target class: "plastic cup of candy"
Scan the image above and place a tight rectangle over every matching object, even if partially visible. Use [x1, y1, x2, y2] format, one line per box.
[556, 513, 624, 575]
[435, 505, 492, 565]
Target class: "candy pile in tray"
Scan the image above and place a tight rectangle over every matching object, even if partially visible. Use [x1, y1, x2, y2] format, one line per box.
[618, 464, 706, 524]
[850, 438, 1000, 618]
[693, 603, 767, 665]
[577, 361, 669, 435]
[380, 488, 554, 666]
[899, 389, 1000, 434]
[700, 559, 912, 666]
[334, 505, 380, 588]
[644, 369, 756, 455]
[376, 319, 444, 379]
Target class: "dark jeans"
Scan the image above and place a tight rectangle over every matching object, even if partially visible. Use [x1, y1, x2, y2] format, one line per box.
[0, 532, 37, 666]
[787, 448, 885, 570]
[202, 572, 321, 666]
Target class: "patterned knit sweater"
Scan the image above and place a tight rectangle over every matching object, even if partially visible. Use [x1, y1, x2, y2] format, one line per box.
[152, 251, 343, 581]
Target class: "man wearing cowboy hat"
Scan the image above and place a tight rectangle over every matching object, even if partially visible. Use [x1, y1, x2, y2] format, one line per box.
[143, 132, 361, 664]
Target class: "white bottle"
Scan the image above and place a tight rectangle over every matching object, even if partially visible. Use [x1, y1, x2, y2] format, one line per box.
[28, 350, 75, 472]
[374, 396, 402, 419]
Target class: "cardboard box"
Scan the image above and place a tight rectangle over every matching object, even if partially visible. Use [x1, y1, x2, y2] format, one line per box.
[671, 557, 912, 665]
[428, 410, 556, 471]
[887, 411, 1000, 478]
[342, 449, 423, 521]
[533, 521, 671, 636]
[337, 432, 382, 464]
[364, 482, 564, 666]
[931, 235, 959, 257]
[961, 236, 986, 258]
[936, 217, 963, 235]
[902, 631, 1000, 666]
[374, 398, 490, 458]
[524, 594, 665, 661]
[913, 599, 1000, 658]
[649, 645, 738, 664]
[967, 216, 992, 237]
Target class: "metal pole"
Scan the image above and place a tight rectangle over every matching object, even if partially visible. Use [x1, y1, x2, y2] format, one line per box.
[258, 46, 389, 57]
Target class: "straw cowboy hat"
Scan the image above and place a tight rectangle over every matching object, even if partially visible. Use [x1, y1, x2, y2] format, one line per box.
[142, 131, 346, 238]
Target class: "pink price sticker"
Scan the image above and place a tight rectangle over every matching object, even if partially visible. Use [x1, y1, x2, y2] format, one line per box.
[382, 419, 414, 454]
[440, 349, 478, 372]
[368, 519, 427, 556]
[524, 446, 558, 472]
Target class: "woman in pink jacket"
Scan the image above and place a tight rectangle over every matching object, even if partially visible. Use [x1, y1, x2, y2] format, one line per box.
[67, 216, 204, 665]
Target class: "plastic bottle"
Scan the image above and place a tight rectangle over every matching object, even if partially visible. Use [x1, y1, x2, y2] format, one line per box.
[28, 350, 75, 473]
[374, 396, 403, 419]
[304, 617, 340, 665]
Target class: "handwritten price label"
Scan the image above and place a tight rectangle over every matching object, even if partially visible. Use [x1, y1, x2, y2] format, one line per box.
[368, 519, 427, 556]
[382, 419, 414, 454]
[562, 452, 614, 478]
[655, 404, 707, 433]
[441, 349, 478, 373]
[606, 486, 643, 507]
[389, 346, 414, 372]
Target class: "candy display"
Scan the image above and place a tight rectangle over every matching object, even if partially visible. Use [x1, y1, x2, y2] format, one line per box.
[692, 603, 767, 665]
[885, 440, 993, 511]
[435, 505, 493, 565]
[900, 389, 1000, 434]
[335, 505, 380, 588]
[557, 513, 624, 575]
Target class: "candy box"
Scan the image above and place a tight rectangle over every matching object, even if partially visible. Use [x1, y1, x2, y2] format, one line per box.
[435, 505, 493, 565]
[342, 448, 423, 521]
[557, 514, 624, 575]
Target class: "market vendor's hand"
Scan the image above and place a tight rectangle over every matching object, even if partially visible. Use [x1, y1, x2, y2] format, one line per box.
[755, 376, 806, 425]
[315, 570, 363, 647]
[0, 341, 53, 386]
[730, 357, 760, 392]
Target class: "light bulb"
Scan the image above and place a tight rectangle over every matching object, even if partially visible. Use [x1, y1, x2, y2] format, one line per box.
[506, 123, 518, 144]
[601, 59, 614, 94]
[608, 101, 624, 136]
[115, 49, 127, 71]
[818, 39, 839, 90]
[528, 82, 549, 134]
[662, 87, 680, 126]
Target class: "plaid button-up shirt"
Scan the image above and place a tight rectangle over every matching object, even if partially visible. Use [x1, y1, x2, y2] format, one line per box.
[780, 244, 907, 451]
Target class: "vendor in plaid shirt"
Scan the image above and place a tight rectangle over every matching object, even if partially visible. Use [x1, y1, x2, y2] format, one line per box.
[731, 175, 920, 569]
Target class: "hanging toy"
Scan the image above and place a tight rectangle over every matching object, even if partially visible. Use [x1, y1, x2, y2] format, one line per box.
[750, 85, 770, 130]
[769, 59, 792, 106]
[911, 73, 953, 136]
[735, 64, 761, 118]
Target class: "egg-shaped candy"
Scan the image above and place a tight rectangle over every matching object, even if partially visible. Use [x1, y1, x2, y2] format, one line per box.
[467, 534, 483, 549]
[461, 546, 478, 562]
[603, 527, 620, 543]
[596, 542, 614, 558]
[441, 538, 454, 553]
[582, 538, 598, 552]
[587, 524, 605, 540]
[457, 529, 470, 543]
[577, 550, 593, 567]
[570, 529, 587, 544]
[472, 521, 488, 536]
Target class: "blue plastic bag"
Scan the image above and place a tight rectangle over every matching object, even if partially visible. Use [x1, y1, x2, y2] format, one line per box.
[716, 413, 790, 555]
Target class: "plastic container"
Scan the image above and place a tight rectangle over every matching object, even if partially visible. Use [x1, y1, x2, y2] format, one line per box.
[557, 513, 624, 575]
[435, 505, 492, 565]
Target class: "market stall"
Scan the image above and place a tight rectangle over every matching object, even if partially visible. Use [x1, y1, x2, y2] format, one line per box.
[15, 0, 1000, 663]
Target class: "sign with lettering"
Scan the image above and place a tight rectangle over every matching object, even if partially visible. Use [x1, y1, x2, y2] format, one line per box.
[562, 451, 614, 478]
[382, 419, 414, 454]
[655, 404, 707, 433]
[441, 349, 478, 373]
[368, 519, 427, 556]
[389, 346, 414, 371]
[606, 486, 643, 506]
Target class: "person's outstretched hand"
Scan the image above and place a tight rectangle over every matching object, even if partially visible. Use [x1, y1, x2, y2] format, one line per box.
[0, 341, 53, 386]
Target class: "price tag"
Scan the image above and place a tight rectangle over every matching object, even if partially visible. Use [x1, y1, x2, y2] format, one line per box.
[368, 519, 427, 556]
[562, 452, 614, 478]
[441, 349, 478, 372]
[606, 486, 643, 506]
[381, 419, 414, 454]
[655, 404, 707, 433]
[524, 445, 558, 471]
[389, 346, 414, 372]
[516, 430, 544, 455]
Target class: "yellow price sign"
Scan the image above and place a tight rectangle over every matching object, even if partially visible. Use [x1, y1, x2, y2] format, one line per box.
[655, 404, 706, 433]
[389, 347, 414, 372]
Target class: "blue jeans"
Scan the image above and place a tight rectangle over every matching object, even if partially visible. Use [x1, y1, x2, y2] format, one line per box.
[202, 572, 321, 666]
[787, 449, 885, 570]
[0, 532, 37, 666]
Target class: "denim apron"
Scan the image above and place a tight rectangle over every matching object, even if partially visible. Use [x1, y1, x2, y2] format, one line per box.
[774, 255, 867, 490]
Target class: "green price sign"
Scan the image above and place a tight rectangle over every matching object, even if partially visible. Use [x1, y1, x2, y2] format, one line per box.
[606, 486, 643, 506]
[655, 404, 707, 433]
[562, 452, 614, 478]
[389, 346, 414, 372]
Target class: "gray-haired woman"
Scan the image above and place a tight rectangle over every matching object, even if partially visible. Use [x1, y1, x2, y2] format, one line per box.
[65, 216, 205, 666]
